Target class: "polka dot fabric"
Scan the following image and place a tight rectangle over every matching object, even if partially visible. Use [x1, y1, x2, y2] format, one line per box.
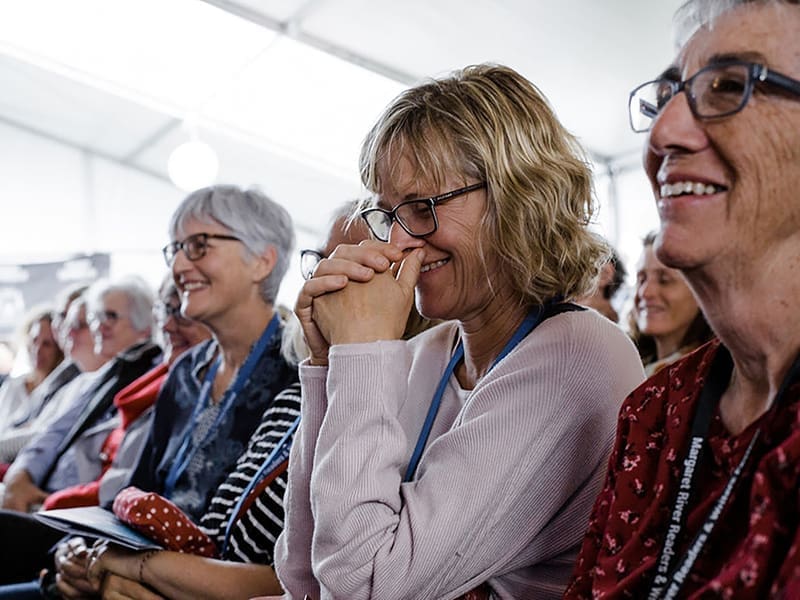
[113, 486, 218, 557]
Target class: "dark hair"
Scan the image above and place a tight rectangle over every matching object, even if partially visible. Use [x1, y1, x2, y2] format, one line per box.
[603, 247, 627, 300]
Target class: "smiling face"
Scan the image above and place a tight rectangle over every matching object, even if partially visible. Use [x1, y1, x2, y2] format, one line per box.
[156, 288, 211, 364]
[376, 155, 512, 322]
[90, 290, 149, 359]
[644, 3, 800, 272]
[171, 217, 265, 328]
[634, 244, 700, 354]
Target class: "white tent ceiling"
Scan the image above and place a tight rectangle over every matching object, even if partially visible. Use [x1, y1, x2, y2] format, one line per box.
[0, 0, 684, 306]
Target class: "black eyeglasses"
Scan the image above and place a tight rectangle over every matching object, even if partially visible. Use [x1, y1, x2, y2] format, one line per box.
[360, 182, 486, 242]
[299, 249, 325, 280]
[153, 301, 192, 325]
[629, 60, 800, 132]
[162, 233, 241, 266]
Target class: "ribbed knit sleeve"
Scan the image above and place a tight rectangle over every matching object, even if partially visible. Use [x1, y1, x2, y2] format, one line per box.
[279, 312, 644, 600]
[274, 364, 329, 599]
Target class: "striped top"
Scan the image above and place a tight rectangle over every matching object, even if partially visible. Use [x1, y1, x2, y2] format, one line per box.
[200, 382, 301, 564]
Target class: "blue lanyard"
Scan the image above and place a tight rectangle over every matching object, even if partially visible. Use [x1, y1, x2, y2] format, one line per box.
[163, 314, 280, 498]
[221, 414, 302, 557]
[403, 304, 551, 482]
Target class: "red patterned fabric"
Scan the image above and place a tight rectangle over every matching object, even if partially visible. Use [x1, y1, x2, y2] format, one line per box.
[565, 340, 800, 599]
[113, 486, 218, 557]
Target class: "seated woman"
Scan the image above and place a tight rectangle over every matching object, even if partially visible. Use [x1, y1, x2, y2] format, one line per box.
[565, 1, 800, 597]
[0, 307, 64, 440]
[126, 184, 298, 521]
[276, 63, 645, 599]
[42, 275, 212, 510]
[629, 231, 713, 375]
[0, 294, 109, 465]
[46, 185, 298, 599]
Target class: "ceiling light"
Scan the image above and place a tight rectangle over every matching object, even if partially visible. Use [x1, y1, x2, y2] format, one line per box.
[167, 138, 219, 192]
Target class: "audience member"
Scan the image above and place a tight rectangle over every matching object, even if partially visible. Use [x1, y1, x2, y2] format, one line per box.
[629, 231, 713, 375]
[0, 277, 159, 584]
[47, 185, 300, 599]
[576, 245, 627, 322]
[0, 307, 63, 438]
[276, 64, 644, 599]
[566, 1, 800, 597]
[127, 184, 297, 520]
[0, 286, 91, 465]
[43, 275, 212, 510]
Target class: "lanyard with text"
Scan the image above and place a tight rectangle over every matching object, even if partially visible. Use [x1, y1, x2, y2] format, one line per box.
[648, 346, 800, 600]
[163, 314, 280, 498]
[221, 413, 301, 557]
[403, 302, 560, 482]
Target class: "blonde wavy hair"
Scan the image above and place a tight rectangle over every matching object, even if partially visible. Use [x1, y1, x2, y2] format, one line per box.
[359, 63, 607, 306]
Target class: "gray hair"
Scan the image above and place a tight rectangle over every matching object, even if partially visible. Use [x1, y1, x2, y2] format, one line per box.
[674, 0, 799, 47]
[86, 276, 154, 335]
[169, 185, 295, 304]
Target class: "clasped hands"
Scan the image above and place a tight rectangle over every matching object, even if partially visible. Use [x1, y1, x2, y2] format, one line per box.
[296, 241, 424, 365]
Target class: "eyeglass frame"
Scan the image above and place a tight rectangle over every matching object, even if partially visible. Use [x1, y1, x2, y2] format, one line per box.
[153, 301, 193, 326]
[628, 60, 800, 133]
[359, 182, 487, 242]
[299, 249, 325, 280]
[162, 232, 242, 266]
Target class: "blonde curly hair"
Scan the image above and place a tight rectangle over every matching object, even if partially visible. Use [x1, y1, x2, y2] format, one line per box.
[359, 63, 607, 307]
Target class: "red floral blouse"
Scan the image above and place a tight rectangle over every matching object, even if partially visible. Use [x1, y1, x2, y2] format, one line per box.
[565, 340, 800, 599]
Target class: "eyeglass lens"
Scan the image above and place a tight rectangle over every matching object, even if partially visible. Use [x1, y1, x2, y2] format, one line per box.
[631, 63, 751, 132]
[300, 250, 325, 280]
[163, 234, 209, 264]
[363, 201, 436, 242]
[155, 302, 190, 324]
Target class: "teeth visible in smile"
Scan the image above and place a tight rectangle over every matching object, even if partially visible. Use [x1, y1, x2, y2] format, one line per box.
[182, 282, 205, 291]
[420, 259, 448, 273]
[660, 181, 720, 198]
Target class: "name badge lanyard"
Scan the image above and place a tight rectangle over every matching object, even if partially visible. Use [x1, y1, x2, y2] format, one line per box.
[164, 314, 280, 498]
[403, 303, 551, 482]
[220, 413, 301, 557]
[648, 347, 800, 600]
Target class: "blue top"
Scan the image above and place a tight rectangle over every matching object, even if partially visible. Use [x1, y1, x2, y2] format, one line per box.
[125, 320, 298, 521]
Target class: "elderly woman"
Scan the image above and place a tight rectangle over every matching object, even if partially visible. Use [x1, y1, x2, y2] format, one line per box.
[42, 275, 212, 510]
[629, 231, 713, 375]
[46, 185, 299, 600]
[566, 1, 800, 598]
[275, 64, 644, 599]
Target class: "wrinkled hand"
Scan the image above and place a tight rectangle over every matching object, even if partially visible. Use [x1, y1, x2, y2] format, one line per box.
[1, 468, 48, 512]
[86, 542, 143, 587]
[295, 241, 406, 364]
[313, 247, 424, 346]
[98, 574, 164, 600]
[53, 537, 99, 599]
